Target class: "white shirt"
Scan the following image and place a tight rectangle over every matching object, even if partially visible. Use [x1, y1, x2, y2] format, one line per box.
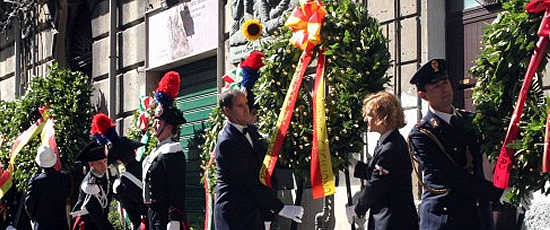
[429, 106, 456, 126]
[228, 121, 253, 147]
[378, 129, 394, 144]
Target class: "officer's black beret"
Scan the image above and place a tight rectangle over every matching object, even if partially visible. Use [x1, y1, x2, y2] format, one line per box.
[154, 104, 187, 125]
[108, 137, 144, 164]
[76, 142, 107, 163]
[410, 59, 449, 86]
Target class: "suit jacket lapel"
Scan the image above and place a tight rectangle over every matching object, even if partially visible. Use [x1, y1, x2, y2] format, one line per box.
[226, 124, 265, 166]
[227, 124, 254, 149]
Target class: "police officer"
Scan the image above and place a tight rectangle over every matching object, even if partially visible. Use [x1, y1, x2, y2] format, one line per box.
[71, 142, 115, 230]
[408, 59, 504, 230]
[143, 104, 189, 230]
[25, 145, 71, 230]
[109, 137, 147, 230]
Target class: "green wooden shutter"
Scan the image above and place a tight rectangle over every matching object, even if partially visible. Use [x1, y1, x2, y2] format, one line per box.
[174, 56, 217, 227]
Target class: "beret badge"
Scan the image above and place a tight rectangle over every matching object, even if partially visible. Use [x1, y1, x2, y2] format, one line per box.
[431, 60, 439, 73]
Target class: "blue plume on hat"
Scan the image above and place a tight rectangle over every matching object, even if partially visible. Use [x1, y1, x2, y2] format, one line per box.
[91, 113, 119, 145]
[240, 51, 264, 90]
[154, 71, 181, 106]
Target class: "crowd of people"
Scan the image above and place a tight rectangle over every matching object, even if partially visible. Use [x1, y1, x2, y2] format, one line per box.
[2, 59, 534, 230]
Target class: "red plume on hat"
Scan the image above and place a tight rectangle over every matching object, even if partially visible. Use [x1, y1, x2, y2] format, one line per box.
[240, 51, 264, 110]
[91, 113, 119, 145]
[241, 51, 265, 71]
[240, 51, 264, 90]
[155, 71, 181, 106]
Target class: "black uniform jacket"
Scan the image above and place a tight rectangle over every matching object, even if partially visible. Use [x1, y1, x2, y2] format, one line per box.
[71, 170, 115, 230]
[143, 139, 187, 223]
[408, 109, 503, 230]
[117, 160, 147, 229]
[353, 129, 418, 230]
[25, 168, 71, 230]
[214, 123, 284, 230]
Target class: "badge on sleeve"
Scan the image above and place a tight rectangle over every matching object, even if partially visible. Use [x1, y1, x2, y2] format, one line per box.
[375, 164, 389, 176]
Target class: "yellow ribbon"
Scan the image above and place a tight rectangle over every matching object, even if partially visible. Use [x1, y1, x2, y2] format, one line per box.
[260, 0, 335, 199]
[284, 0, 327, 52]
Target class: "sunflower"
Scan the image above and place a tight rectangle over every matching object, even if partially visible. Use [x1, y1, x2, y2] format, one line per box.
[242, 19, 263, 40]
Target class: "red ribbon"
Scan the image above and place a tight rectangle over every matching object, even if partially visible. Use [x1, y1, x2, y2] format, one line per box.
[494, 0, 550, 188]
[543, 108, 550, 172]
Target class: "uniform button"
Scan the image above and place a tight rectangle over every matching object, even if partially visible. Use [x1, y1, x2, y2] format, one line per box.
[149, 192, 152, 195]
[443, 207, 447, 211]
[453, 148, 457, 151]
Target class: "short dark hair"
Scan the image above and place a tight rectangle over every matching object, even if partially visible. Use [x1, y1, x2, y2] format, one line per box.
[218, 88, 246, 109]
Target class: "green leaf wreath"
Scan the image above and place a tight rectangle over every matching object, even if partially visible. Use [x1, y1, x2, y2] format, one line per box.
[470, 0, 550, 204]
[0, 63, 94, 192]
[201, 0, 391, 190]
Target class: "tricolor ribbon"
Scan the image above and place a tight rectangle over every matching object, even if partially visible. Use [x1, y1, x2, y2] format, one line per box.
[138, 96, 154, 131]
[136, 96, 154, 161]
[221, 66, 243, 92]
[0, 107, 50, 199]
[259, 0, 335, 199]
[136, 133, 150, 162]
[494, 0, 550, 188]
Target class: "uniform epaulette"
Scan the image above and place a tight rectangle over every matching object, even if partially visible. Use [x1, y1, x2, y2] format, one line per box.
[81, 177, 100, 195]
[455, 108, 475, 120]
[414, 118, 428, 128]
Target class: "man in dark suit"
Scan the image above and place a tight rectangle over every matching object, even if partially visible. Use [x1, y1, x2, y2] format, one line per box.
[143, 103, 189, 230]
[109, 137, 147, 230]
[346, 91, 418, 230]
[25, 145, 71, 230]
[214, 88, 304, 230]
[408, 59, 505, 230]
[71, 142, 115, 230]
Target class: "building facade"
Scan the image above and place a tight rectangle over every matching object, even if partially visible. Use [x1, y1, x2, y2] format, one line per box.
[4, 0, 543, 229]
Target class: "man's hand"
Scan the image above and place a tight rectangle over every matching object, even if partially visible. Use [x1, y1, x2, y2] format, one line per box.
[167, 220, 180, 230]
[278, 205, 304, 223]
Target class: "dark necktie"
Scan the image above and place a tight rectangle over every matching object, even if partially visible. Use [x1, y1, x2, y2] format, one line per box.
[450, 115, 460, 127]
[242, 127, 248, 136]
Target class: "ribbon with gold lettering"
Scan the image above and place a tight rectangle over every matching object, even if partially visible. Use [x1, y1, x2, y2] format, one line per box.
[310, 51, 335, 198]
[259, 51, 313, 189]
[259, 0, 335, 199]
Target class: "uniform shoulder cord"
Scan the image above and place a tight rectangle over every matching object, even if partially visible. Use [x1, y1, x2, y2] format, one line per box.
[407, 128, 473, 195]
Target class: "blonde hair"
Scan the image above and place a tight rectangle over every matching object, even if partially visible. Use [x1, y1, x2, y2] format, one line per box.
[362, 91, 406, 130]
